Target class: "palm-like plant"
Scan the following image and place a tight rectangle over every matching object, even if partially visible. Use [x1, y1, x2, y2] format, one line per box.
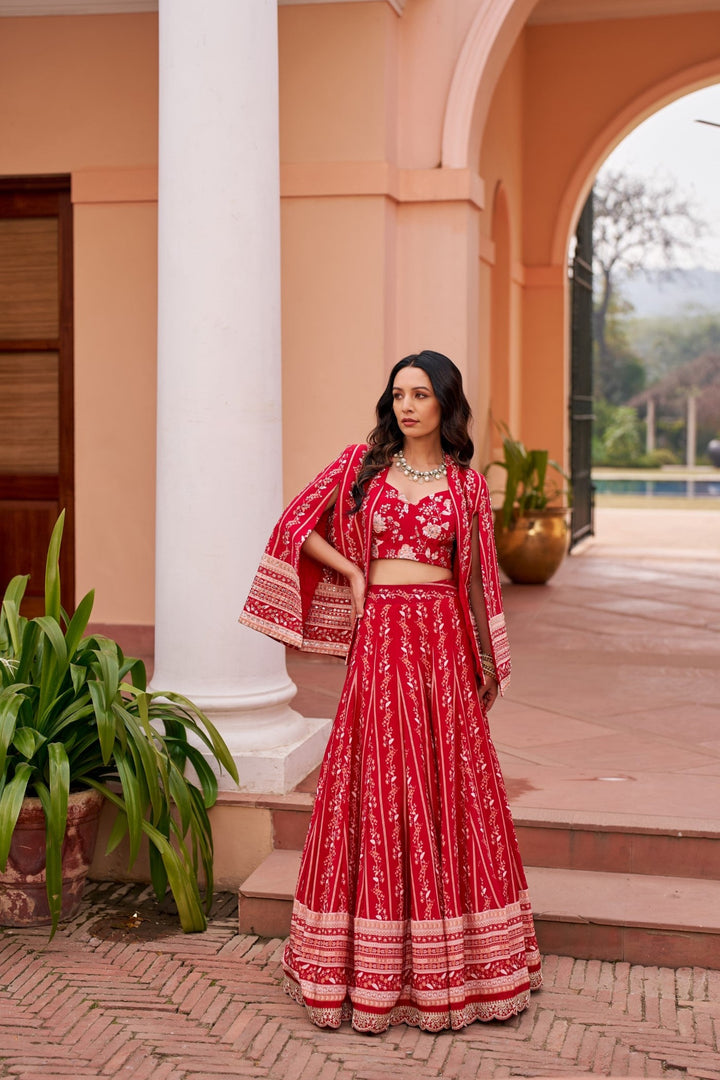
[486, 422, 570, 528]
[0, 512, 238, 936]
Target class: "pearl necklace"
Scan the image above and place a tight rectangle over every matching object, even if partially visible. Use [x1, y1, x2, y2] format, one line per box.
[394, 451, 447, 483]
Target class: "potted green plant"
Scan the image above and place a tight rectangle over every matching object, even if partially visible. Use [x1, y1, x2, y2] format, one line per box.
[0, 512, 238, 936]
[485, 424, 571, 585]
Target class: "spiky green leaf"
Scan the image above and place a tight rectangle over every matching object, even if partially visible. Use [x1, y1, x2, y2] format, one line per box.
[44, 512, 65, 622]
[0, 763, 33, 870]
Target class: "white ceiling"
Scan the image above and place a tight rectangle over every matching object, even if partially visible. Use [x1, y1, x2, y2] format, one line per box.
[529, 0, 720, 24]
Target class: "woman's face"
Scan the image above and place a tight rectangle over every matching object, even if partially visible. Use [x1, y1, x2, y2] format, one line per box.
[392, 366, 442, 442]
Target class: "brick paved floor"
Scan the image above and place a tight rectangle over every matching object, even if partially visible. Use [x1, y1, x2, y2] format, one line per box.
[1, 883, 718, 1080]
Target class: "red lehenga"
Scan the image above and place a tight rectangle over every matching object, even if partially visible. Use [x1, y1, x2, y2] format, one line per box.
[240, 445, 542, 1033]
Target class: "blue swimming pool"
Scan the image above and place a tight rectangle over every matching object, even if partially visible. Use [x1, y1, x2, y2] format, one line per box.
[594, 478, 720, 497]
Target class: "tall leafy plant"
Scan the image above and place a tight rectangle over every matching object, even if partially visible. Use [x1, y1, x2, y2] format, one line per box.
[486, 423, 569, 528]
[0, 512, 238, 936]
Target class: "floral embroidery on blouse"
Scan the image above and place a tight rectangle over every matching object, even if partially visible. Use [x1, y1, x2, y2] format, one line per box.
[371, 481, 456, 569]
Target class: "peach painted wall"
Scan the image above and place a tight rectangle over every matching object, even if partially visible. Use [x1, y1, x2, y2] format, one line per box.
[489, 188, 511, 440]
[0, 13, 158, 623]
[278, 3, 400, 494]
[279, 3, 398, 165]
[280, 194, 392, 492]
[278, 2, 497, 490]
[395, 202, 481, 380]
[74, 199, 157, 623]
[478, 33, 525, 466]
[397, 0, 487, 169]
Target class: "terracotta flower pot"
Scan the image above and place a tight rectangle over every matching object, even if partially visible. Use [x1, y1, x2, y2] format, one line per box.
[0, 788, 103, 927]
[494, 507, 569, 585]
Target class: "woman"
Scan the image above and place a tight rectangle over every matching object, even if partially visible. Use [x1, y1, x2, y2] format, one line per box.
[240, 351, 541, 1034]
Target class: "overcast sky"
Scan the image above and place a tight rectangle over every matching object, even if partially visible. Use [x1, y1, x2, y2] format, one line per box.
[599, 84, 720, 270]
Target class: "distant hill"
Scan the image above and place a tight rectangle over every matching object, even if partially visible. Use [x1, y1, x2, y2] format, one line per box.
[616, 268, 720, 318]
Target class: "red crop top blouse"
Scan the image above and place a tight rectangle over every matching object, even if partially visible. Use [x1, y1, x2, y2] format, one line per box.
[370, 478, 456, 570]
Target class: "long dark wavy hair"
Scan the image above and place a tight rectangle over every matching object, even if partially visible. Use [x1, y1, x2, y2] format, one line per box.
[350, 350, 474, 513]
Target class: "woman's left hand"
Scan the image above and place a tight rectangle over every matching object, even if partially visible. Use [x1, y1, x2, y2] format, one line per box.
[479, 676, 498, 712]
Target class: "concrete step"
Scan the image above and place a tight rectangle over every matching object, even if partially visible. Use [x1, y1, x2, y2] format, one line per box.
[238, 848, 300, 940]
[267, 791, 720, 880]
[529, 865, 720, 969]
[238, 850, 720, 969]
[514, 814, 720, 880]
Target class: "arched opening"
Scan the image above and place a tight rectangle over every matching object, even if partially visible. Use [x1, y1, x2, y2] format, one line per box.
[558, 77, 720, 530]
[552, 61, 720, 265]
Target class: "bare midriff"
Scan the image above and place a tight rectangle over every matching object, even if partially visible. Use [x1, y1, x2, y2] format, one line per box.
[368, 558, 454, 585]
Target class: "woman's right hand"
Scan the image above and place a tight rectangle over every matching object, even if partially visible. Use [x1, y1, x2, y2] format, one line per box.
[349, 568, 366, 621]
[301, 528, 366, 620]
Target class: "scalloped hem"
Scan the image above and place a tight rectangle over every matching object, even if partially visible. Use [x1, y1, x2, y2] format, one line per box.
[282, 972, 541, 1034]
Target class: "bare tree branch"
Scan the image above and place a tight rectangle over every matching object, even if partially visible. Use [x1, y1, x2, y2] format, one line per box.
[593, 169, 707, 384]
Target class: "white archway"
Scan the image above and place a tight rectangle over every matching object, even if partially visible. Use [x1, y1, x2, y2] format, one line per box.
[442, 0, 537, 169]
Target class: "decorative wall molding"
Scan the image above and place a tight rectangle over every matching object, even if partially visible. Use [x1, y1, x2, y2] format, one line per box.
[278, 0, 405, 13]
[70, 162, 482, 208]
[442, 0, 536, 170]
[523, 264, 566, 288]
[511, 260, 526, 286]
[480, 256, 563, 288]
[281, 162, 485, 209]
[71, 167, 157, 204]
[479, 234, 496, 266]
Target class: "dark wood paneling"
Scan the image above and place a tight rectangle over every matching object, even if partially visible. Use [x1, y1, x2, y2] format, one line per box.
[0, 502, 58, 601]
[57, 186, 75, 613]
[0, 339, 60, 352]
[0, 175, 74, 615]
[0, 475, 59, 500]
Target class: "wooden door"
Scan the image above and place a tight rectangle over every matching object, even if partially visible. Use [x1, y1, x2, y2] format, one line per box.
[0, 176, 74, 616]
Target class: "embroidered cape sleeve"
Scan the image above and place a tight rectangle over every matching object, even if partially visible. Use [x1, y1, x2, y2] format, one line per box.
[474, 471, 511, 694]
[239, 444, 366, 655]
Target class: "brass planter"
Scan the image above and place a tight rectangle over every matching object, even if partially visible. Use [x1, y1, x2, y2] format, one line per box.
[493, 507, 569, 585]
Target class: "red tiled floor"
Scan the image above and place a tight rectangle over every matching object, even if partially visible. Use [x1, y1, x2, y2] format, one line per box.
[2, 881, 719, 1079]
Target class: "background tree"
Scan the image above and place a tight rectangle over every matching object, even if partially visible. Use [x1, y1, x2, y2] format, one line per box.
[630, 351, 720, 460]
[593, 169, 706, 402]
[600, 292, 647, 404]
[627, 309, 720, 383]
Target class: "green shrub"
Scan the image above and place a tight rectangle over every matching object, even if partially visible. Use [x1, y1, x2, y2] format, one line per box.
[0, 513, 239, 936]
[635, 448, 680, 468]
[600, 406, 643, 466]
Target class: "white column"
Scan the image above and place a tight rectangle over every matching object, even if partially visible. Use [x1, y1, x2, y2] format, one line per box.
[686, 394, 697, 469]
[646, 398, 655, 455]
[153, 0, 330, 793]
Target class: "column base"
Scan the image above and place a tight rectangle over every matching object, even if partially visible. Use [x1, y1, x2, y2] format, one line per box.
[151, 682, 331, 795]
[186, 704, 332, 795]
[223, 714, 332, 795]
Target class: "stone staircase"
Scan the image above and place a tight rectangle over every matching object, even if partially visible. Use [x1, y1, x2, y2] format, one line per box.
[238, 789, 720, 968]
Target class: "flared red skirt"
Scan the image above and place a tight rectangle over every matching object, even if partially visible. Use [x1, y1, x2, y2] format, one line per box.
[283, 582, 542, 1033]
